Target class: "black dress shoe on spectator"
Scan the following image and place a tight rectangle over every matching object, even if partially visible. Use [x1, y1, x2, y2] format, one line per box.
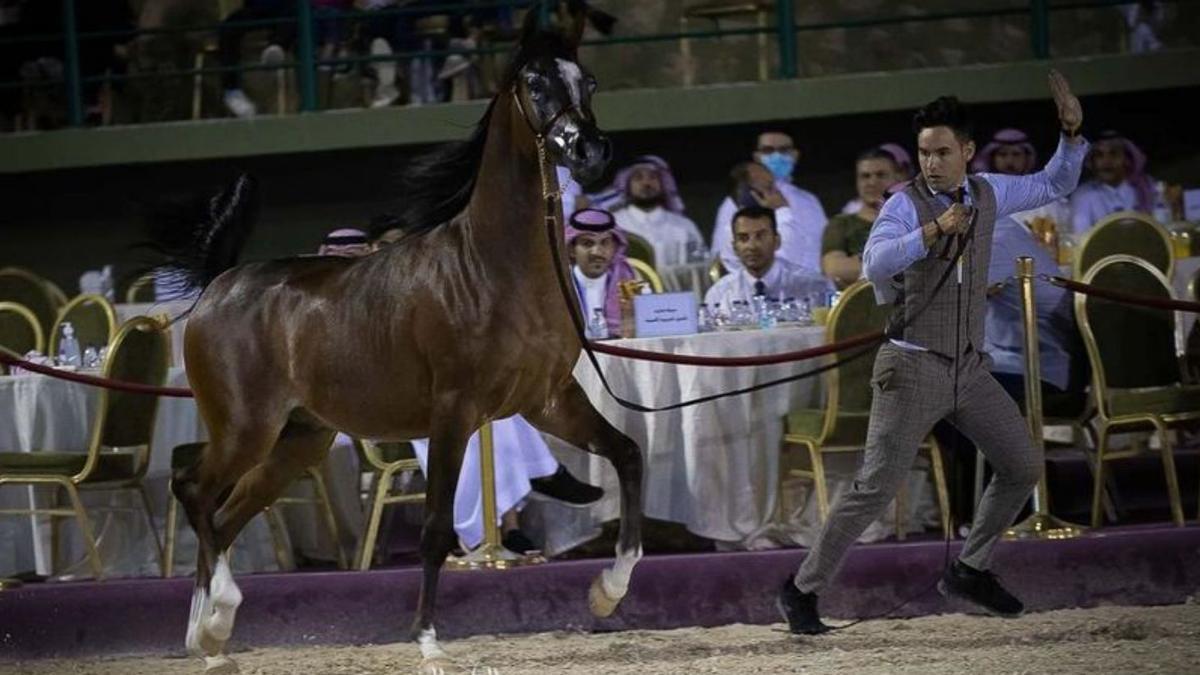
[777, 576, 830, 635]
[938, 560, 1024, 617]
[501, 529, 538, 555]
[529, 464, 603, 506]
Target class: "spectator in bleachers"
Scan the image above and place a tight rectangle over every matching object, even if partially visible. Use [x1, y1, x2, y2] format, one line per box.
[566, 208, 637, 338]
[704, 206, 829, 312]
[975, 128, 1071, 234]
[600, 156, 706, 267]
[713, 132, 826, 273]
[219, 0, 296, 118]
[821, 148, 903, 289]
[1069, 130, 1180, 232]
[840, 142, 913, 215]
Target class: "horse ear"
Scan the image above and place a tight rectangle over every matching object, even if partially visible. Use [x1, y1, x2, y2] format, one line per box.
[518, 5, 542, 49]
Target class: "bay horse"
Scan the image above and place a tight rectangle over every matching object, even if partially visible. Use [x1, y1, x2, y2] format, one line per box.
[152, 9, 642, 675]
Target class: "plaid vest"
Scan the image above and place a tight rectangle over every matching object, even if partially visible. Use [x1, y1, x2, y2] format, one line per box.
[885, 174, 997, 357]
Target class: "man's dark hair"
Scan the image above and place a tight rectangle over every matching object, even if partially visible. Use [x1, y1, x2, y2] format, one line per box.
[367, 213, 402, 242]
[856, 147, 899, 166]
[727, 161, 757, 199]
[912, 96, 972, 143]
[731, 205, 777, 234]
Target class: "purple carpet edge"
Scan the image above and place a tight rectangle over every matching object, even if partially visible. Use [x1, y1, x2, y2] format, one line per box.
[1, 524, 1197, 660]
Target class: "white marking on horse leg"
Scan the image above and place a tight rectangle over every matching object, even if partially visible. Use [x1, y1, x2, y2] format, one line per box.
[203, 654, 240, 674]
[600, 545, 643, 600]
[417, 627, 448, 660]
[185, 585, 211, 657]
[204, 553, 242, 644]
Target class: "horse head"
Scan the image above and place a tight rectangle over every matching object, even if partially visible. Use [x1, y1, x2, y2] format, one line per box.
[509, 6, 612, 186]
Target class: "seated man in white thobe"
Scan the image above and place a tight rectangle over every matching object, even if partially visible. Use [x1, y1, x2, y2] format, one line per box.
[704, 205, 829, 314]
[604, 155, 706, 267]
[712, 131, 827, 273]
[973, 128, 1071, 234]
[410, 416, 600, 554]
[1068, 130, 1180, 233]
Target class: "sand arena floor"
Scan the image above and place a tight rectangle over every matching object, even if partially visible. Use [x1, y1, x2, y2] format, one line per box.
[4, 602, 1198, 675]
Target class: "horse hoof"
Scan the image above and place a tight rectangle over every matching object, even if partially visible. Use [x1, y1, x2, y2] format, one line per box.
[588, 574, 621, 618]
[416, 656, 456, 675]
[204, 654, 240, 674]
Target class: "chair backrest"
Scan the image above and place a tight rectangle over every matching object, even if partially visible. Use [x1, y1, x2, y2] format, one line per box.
[353, 438, 420, 473]
[624, 232, 656, 268]
[0, 302, 44, 368]
[708, 258, 725, 284]
[43, 279, 68, 308]
[78, 317, 170, 482]
[627, 258, 664, 293]
[0, 267, 59, 344]
[1073, 211, 1172, 280]
[823, 280, 890, 420]
[49, 294, 117, 357]
[124, 273, 157, 304]
[1075, 255, 1179, 418]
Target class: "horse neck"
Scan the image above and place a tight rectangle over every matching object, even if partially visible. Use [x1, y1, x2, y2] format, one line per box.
[466, 96, 561, 271]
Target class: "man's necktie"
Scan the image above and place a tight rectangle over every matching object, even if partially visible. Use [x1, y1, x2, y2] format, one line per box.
[754, 280, 766, 296]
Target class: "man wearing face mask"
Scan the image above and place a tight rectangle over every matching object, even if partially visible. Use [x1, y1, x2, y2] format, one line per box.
[712, 131, 828, 274]
[777, 71, 1088, 635]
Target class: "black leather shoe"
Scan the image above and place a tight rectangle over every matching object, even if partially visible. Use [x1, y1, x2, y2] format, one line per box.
[529, 464, 603, 506]
[501, 529, 538, 555]
[938, 560, 1024, 617]
[777, 576, 830, 635]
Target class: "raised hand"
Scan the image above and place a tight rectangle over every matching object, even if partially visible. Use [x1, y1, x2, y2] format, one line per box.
[1049, 69, 1082, 135]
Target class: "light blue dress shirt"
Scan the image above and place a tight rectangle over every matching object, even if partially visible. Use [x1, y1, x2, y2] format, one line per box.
[862, 134, 1089, 306]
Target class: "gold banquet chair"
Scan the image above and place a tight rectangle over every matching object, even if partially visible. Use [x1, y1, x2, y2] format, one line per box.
[624, 231, 656, 269]
[354, 439, 425, 571]
[627, 258, 665, 294]
[1075, 255, 1200, 527]
[0, 302, 44, 367]
[1073, 211, 1173, 280]
[163, 443, 348, 575]
[124, 273, 158, 304]
[48, 293, 117, 357]
[0, 317, 170, 579]
[0, 267, 61, 346]
[781, 280, 951, 539]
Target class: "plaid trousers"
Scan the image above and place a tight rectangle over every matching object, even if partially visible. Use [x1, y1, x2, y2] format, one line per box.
[794, 343, 1042, 593]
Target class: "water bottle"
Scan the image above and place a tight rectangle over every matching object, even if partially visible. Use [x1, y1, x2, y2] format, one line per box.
[587, 307, 609, 340]
[697, 303, 714, 333]
[58, 322, 82, 368]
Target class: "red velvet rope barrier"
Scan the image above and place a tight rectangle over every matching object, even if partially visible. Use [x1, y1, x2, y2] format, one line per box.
[1047, 275, 1200, 313]
[0, 348, 194, 398]
[586, 329, 885, 367]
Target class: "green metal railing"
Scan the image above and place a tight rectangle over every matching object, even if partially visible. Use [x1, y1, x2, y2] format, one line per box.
[1, 0, 1193, 128]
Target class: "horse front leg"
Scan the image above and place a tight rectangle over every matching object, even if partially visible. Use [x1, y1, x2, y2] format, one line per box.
[411, 403, 474, 674]
[527, 379, 644, 617]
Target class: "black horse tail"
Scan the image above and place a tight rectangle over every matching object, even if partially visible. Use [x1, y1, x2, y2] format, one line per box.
[134, 173, 260, 299]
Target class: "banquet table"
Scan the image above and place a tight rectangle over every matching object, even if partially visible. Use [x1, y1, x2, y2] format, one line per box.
[526, 325, 939, 555]
[0, 368, 287, 578]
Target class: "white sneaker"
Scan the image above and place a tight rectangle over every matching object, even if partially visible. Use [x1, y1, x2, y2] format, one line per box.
[371, 83, 400, 109]
[260, 44, 285, 66]
[222, 89, 256, 118]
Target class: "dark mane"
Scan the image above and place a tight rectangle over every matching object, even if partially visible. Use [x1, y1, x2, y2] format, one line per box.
[392, 27, 577, 237]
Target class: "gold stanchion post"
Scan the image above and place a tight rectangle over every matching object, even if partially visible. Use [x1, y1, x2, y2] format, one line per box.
[1006, 256, 1085, 539]
[445, 421, 545, 570]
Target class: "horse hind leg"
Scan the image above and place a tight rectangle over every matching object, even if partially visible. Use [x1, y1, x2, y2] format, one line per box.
[526, 380, 644, 618]
[175, 418, 287, 669]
